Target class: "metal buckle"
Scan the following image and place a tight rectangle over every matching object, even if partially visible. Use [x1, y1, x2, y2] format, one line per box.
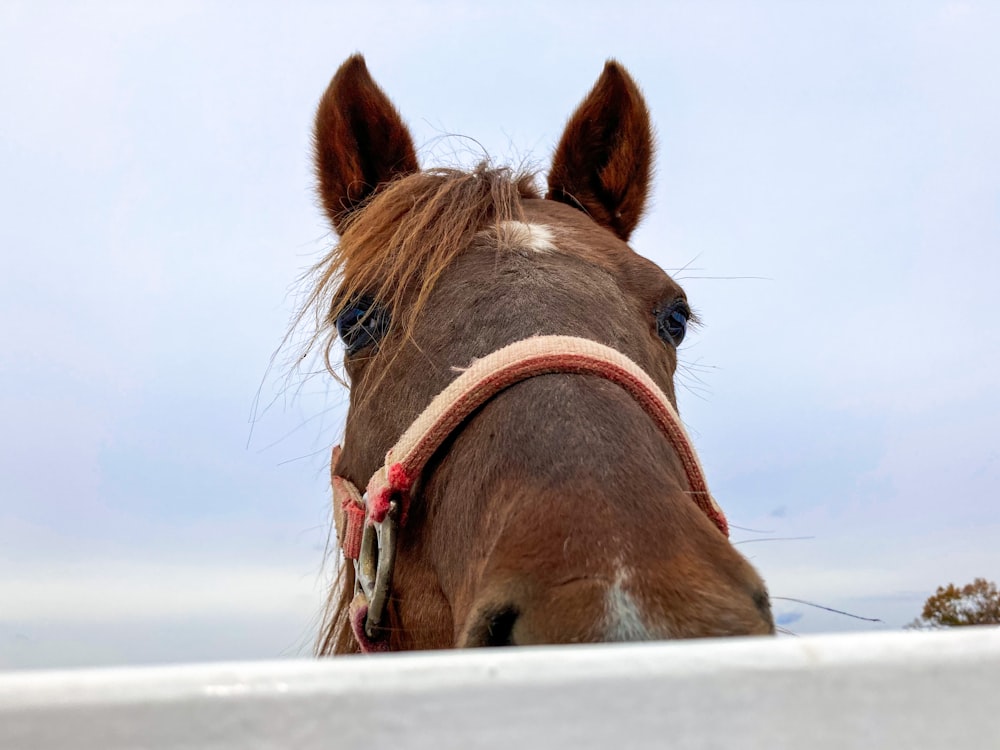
[353, 497, 399, 641]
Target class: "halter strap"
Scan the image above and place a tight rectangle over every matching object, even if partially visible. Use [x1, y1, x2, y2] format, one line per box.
[331, 335, 728, 650]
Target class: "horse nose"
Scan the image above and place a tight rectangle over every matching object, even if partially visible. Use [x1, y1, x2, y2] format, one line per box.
[460, 578, 612, 647]
[461, 572, 774, 647]
[463, 606, 521, 647]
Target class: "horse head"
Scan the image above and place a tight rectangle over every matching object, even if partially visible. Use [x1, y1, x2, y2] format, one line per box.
[309, 55, 773, 653]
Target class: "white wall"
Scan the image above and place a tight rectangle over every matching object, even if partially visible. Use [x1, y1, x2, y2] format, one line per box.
[1, 628, 997, 749]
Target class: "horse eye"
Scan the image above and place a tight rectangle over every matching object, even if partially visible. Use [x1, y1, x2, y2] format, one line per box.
[656, 301, 690, 347]
[335, 298, 390, 355]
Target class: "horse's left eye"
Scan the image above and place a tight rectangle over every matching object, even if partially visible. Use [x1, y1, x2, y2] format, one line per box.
[335, 298, 390, 355]
[656, 301, 690, 347]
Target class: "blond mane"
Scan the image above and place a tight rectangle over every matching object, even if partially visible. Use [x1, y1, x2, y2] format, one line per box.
[302, 164, 539, 374]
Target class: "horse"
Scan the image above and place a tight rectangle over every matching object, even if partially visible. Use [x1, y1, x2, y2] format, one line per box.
[305, 55, 774, 654]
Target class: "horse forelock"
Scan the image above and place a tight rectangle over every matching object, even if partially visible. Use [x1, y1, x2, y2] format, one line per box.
[302, 164, 540, 374]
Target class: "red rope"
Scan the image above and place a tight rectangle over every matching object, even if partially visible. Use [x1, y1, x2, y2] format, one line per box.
[363, 341, 727, 536]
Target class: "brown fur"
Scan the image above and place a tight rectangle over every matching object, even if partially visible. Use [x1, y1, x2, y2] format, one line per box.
[546, 61, 653, 241]
[314, 55, 420, 233]
[306, 57, 773, 654]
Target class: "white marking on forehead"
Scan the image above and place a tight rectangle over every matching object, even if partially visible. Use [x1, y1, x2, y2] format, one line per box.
[604, 567, 653, 642]
[490, 220, 557, 254]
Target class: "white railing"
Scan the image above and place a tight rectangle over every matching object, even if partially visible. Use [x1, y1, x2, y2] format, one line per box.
[1, 628, 997, 749]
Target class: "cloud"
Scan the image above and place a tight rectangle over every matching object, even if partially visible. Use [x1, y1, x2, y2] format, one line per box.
[0, 561, 324, 623]
[0, 559, 329, 669]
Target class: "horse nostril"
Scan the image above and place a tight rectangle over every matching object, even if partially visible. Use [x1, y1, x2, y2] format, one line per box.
[478, 606, 519, 647]
[753, 588, 775, 630]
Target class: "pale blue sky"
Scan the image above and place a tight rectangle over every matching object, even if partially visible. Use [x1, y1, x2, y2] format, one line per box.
[2, 1, 998, 668]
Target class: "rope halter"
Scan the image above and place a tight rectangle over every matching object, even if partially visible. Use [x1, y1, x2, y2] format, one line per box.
[331, 335, 728, 652]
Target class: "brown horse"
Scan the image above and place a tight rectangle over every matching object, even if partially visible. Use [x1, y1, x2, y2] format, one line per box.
[307, 55, 773, 654]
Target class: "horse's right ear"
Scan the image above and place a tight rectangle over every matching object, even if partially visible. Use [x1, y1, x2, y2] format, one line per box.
[314, 55, 419, 233]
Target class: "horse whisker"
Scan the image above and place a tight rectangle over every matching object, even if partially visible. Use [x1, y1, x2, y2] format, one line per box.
[772, 597, 883, 623]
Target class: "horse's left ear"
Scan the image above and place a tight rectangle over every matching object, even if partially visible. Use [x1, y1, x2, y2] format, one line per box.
[314, 55, 420, 233]
[546, 61, 653, 241]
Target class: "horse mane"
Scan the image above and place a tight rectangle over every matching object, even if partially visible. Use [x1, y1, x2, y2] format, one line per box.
[309, 163, 538, 655]
[302, 164, 540, 375]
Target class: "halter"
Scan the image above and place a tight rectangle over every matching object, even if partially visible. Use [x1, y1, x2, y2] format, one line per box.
[330, 335, 728, 652]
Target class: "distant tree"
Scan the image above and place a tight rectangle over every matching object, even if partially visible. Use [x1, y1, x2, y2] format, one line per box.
[907, 578, 1000, 629]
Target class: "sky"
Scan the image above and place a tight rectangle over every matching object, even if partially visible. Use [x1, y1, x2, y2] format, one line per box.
[1, 1, 998, 669]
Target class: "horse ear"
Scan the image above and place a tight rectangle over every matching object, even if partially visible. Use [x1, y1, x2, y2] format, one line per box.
[314, 55, 419, 233]
[546, 61, 653, 241]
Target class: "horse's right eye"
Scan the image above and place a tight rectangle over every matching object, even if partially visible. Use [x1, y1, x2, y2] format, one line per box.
[335, 298, 390, 355]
